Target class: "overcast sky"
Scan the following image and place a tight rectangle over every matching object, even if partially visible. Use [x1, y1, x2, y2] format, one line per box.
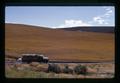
[5, 6, 115, 28]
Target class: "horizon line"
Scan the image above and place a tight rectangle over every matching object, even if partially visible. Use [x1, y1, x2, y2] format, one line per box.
[5, 22, 115, 29]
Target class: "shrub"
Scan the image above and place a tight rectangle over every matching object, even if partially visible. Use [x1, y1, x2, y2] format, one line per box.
[63, 65, 73, 74]
[47, 63, 61, 73]
[74, 64, 87, 75]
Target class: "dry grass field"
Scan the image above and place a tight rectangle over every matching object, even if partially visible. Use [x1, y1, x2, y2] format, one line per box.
[5, 23, 114, 62]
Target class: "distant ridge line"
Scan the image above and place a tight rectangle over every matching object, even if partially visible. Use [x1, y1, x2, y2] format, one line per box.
[5, 23, 114, 33]
[59, 26, 114, 33]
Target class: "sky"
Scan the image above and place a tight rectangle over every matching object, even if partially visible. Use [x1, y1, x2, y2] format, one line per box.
[5, 6, 115, 28]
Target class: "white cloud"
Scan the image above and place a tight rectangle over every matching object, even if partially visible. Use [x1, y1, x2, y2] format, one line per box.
[91, 6, 114, 25]
[103, 7, 113, 18]
[104, 10, 113, 17]
[52, 7, 114, 28]
[103, 7, 111, 11]
[52, 20, 92, 28]
[93, 16, 106, 24]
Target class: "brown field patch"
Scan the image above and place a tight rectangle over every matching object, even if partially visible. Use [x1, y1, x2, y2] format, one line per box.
[5, 23, 114, 62]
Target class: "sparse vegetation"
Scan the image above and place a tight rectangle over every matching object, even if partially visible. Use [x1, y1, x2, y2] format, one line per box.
[74, 65, 87, 75]
[30, 62, 40, 67]
[47, 64, 61, 73]
[5, 63, 114, 78]
[63, 64, 73, 74]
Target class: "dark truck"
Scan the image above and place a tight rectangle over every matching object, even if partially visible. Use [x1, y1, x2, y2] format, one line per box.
[17, 54, 49, 63]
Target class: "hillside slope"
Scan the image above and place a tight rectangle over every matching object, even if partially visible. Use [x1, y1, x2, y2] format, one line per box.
[5, 23, 114, 62]
[59, 26, 114, 33]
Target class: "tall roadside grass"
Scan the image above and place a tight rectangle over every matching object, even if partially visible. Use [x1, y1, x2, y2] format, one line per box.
[5, 67, 65, 78]
[5, 67, 48, 78]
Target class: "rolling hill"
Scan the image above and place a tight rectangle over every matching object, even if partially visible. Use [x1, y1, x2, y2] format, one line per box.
[59, 26, 114, 33]
[5, 23, 114, 62]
